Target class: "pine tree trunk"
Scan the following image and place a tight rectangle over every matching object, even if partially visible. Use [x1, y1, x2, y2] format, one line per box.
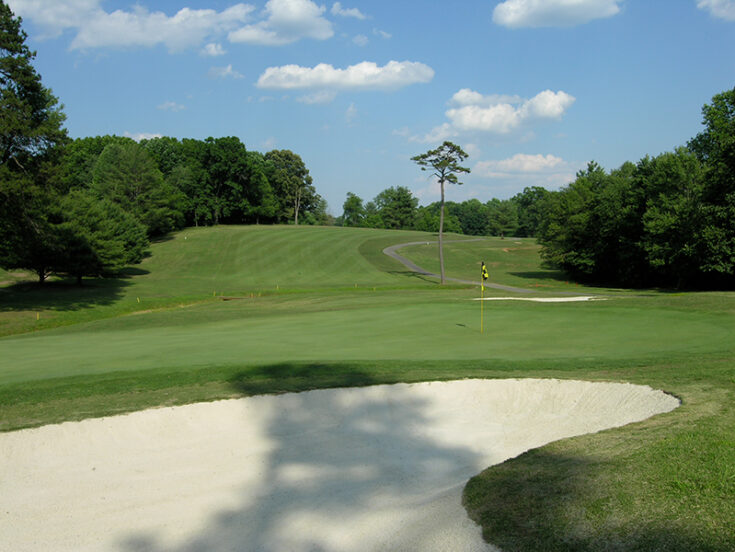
[439, 180, 446, 285]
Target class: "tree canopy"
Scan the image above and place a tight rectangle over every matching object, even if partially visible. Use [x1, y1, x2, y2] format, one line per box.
[412, 141, 470, 283]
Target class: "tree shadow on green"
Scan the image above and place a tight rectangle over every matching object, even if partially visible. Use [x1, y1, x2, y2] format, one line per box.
[0, 275, 136, 312]
[463, 448, 733, 552]
[386, 269, 438, 283]
[118, 365, 484, 551]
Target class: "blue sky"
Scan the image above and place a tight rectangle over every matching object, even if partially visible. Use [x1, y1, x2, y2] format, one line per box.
[8, 0, 735, 214]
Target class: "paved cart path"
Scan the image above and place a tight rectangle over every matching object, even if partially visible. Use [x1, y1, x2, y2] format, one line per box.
[383, 239, 537, 293]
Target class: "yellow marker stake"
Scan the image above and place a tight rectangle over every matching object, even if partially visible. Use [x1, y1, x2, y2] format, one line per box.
[36, 312, 40, 321]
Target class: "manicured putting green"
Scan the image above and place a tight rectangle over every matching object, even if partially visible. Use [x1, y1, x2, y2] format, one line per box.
[2, 295, 732, 385]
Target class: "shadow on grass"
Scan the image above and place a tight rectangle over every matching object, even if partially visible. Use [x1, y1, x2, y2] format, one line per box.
[0, 275, 136, 312]
[386, 270, 438, 283]
[463, 448, 732, 552]
[508, 270, 570, 283]
[117, 364, 482, 551]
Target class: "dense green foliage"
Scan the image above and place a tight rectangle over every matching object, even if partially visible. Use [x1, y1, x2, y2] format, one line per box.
[0, 3, 325, 283]
[339, 188, 527, 237]
[537, 89, 735, 289]
[0, 4, 149, 283]
[0, 2, 70, 282]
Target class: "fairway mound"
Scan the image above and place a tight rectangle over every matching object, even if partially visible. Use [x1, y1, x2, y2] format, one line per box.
[0, 379, 678, 552]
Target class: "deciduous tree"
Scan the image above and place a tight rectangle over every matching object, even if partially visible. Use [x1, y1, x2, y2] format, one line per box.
[265, 149, 317, 225]
[342, 192, 365, 227]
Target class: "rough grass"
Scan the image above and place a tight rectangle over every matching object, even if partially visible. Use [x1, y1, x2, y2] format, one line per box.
[1, 225, 734, 550]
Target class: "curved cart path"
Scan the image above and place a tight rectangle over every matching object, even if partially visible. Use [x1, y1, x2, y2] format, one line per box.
[383, 239, 537, 293]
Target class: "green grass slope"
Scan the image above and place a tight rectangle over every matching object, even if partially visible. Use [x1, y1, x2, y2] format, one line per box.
[0, 226, 443, 337]
[1, 224, 734, 550]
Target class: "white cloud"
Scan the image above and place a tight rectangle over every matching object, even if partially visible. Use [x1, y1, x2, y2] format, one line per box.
[7, 0, 100, 37]
[201, 42, 226, 56]
[124, 131, 163, 142]
[79, 4, 252, 52]
[229, 0, 333, 46]
[450, 88, 523, 107]
[697, 0, 735, 21]
[475, 153, 565, 176]
[209, 64, 244, 79]
[157, 101, 185, 112]
[373, 28, 391, 39]
[331, 2, 367, 19]
[464, 143, 481, 157]
[345, 102, 358, 123]
[408, 123, 458, 144]
[296, 90, 338, 104]
[9, 1, 256, 52]
[257, 60, 434, 90]
[353, 34, 368, 46]
[445, 89, 575, 133]
[493, 0, 622, 28]
[473, 153, 579, 191]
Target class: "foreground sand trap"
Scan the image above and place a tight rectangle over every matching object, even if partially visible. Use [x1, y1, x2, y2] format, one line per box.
[476, 296, 604, 302]
[0, 379, 678, 552]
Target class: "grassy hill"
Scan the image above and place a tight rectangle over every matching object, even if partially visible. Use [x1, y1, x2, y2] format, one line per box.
[1, 224, 734, 550]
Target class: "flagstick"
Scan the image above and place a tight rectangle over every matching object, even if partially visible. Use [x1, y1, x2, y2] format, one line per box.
[481, 281, 484, 334]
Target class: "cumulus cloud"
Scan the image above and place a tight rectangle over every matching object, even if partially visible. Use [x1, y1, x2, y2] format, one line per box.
[209, 64, 244, 79]
[296, 90, 338, 104]
[157, 100, 185, 112]
[474, 153, 579, 190]
[201, 42, 226, 56]
[445, 88, 575, 133]
[229, 0, 333, 46]
[9, 0, 255, 51]
[493, 0, 622, 28]
[345, 102, 358, 123]
[475, 153, 565, 176]
[7, 0, 100, 37]
[697, 0, 735, 21]
[124, 131, 163, 142]
[331, 2, 367, 19]
[353, 34, 368, 46]
[407, 123, 458, 144]
[257, 60, 434, 90]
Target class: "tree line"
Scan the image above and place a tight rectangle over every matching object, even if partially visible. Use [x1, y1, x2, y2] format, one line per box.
[63, 134, 327, 231]
[338, 89, 734, 289]
[338, 186, 545, 238]
[0, 0, 325, 283]
[536, 88, 734, 289]
[1, 2, 732, 289]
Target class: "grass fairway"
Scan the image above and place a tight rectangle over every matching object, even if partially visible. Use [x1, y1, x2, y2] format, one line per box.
[1, 225, 734, 550]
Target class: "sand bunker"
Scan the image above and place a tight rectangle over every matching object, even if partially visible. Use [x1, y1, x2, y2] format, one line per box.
[0, 379, 678, 552]
[477, 296, 604, 302]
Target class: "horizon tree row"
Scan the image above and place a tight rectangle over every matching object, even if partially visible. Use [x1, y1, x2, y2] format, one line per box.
[338, 185, 550, 238]
[61, 134, 327, 233]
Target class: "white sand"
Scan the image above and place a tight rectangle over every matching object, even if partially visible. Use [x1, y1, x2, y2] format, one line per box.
[0, 379, 678, 552]
[477, 296, 604, 302]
